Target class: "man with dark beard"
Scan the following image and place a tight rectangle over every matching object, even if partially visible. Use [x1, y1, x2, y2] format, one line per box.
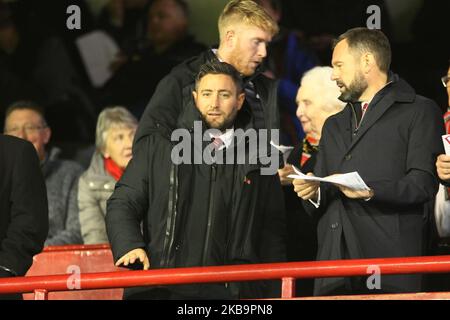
[106, 61, 286, 299]
[292, 28, 444, 295]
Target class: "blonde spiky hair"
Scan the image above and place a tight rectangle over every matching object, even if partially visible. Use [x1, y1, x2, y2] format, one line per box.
[218, 0, 279, 41]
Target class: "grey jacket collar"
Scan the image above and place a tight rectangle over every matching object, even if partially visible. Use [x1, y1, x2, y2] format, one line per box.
[83, 151, 116, 190]
[41, 147, 61, 178]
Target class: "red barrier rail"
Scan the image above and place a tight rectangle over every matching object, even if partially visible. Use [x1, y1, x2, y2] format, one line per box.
[1, 255, 450, 299]
[43, 244, 111, 252]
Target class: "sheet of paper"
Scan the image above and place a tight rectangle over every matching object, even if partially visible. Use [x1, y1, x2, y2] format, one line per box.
[288, 166, 370, 191]
[442, 134, 450, 155]
[75, 30, 120, 87]
[270, 141, 294, 164]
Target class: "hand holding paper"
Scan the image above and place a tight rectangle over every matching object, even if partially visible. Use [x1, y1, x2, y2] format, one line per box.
[270, 141, 294, 164]
[292, 172, 320, 201]
[442, 134, 450, 155]
[278, 164, 295, 186]
[437, 135, 450, 181]
[288, 166, 370, 191]
[336, 184, 374, 200]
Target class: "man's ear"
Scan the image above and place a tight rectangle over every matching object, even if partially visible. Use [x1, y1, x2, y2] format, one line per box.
[43, 126, 51, 145]
[225, 30, 236, 49]
[362, 52, 375, 74]
[102, 145, 110, 158]
[236, 92, 245, 110]
[192, 90, 197, 100]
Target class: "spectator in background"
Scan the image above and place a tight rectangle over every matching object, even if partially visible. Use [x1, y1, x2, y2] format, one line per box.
[278, 0, 392, 65]
[100, 0, 205, 117]
[429, 60, 450, 292]
[444, 65, 450, 129]
[98, 0, 150, 54]
[0, 2, 96, 141]
[437, 64, 450, 130]
[0, 134, 48, 300]
[147, 0, 199, 55]
[78, 106, 137, 244]
[434, 61, 450, 237]
[0, 2, 41, 113]
[253, 0, 317, 145]
[409, 1, 448, 110]
[278, 66, 345, 296]
[3, 101, 83, 246]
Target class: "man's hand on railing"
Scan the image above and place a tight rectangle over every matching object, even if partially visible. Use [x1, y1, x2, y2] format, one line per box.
[115, 248, 150, 270]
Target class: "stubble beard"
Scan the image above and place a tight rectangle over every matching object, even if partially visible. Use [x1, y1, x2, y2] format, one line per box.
[338, 70, 368, 102]
[201, 108, 238, 132]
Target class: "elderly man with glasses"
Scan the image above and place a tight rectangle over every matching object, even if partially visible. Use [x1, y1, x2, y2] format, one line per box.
[425, 61, 450, 294]
[435, 62, 450, 182]
[3, 101, 84, 246]
[434, 62, 450, 241]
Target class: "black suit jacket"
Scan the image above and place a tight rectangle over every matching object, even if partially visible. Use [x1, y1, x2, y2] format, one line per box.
[307, 75, 445, 295]
[0, 135, 48, 278]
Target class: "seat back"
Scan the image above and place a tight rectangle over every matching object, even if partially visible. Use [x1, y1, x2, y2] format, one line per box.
[23, 245, 123, 300]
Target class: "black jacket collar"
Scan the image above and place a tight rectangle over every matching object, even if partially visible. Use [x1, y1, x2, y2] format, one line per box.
[334, 72, 417, 152]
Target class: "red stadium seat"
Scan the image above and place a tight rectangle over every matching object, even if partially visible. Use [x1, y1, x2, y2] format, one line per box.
[23, 244, 124, 300]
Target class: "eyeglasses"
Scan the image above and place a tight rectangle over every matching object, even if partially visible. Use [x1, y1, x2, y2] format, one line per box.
[442, 75, 450, 88]
[4, 124, 47, 135]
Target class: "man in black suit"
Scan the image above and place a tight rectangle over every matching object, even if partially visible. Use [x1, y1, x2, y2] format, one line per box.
[293, 28, 444, 295]
[0, 134, 48, 299]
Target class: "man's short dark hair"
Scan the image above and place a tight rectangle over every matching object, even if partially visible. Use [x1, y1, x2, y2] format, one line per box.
[5, 100, 47, 125]
[173, 0, 189, 17]
[195, 61, 244, 93]
[334, 27, 391, 73]
[152, 0, 189, 17]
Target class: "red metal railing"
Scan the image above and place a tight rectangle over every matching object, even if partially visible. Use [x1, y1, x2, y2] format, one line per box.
[1, 255, 450, 299]
[42, 244, 111, 252]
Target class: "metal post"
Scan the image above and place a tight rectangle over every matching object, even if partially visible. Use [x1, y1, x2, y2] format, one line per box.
[281, 277, 296, 299]
[34, 289, 48, 300]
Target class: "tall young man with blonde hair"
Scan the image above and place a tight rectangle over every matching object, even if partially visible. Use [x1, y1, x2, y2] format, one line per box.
[133, 0, 280, 147]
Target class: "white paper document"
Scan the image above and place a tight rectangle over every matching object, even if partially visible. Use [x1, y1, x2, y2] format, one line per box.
[287, 166, 370, 191]
[270, 141, 294, 164]
[442, 134, 450, 155]
[75, 30, 120, 87]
